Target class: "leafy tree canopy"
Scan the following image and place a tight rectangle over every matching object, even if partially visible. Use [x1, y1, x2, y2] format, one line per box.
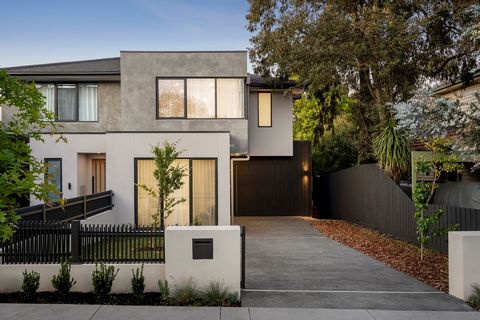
[0, 70, 62, 242]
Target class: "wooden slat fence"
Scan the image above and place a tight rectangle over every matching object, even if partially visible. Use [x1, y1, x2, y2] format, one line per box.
[317, 164, 480, 253]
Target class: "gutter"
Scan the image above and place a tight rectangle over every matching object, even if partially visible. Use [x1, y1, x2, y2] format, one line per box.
[230, 155, 250, 223]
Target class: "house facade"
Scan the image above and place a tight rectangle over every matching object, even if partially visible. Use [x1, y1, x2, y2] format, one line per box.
[3, 51, 311, 226]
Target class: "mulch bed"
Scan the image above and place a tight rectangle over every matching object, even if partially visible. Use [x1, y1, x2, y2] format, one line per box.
[303, 217, 449, 293]
[0, 292, 240, 307]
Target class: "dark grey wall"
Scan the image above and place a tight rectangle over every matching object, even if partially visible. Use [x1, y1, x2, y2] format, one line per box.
[318, 164, 480, 253]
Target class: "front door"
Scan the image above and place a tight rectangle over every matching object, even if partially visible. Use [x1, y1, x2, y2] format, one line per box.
[91, 159, 106, 193]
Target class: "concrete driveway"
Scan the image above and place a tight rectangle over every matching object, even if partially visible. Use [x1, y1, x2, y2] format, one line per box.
[234, 216, 473, 311]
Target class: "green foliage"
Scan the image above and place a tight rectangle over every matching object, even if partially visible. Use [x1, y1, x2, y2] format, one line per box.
[171, 277, 199, 306]
[468, 283, 480, 310]
[137, 142, 186, 228]
[51, 260, 76, 295]
[0, 70, 64, 242]
[225, 292, 240, 306]
[247, 0, 479, 162]
[372, 118, 410, 183]
[131, 264, 145, 300]
[413, 139, 463, 259]
[312, 123, 359, 176]
[22, 270, 40, 297]
[200, 280, 229, 306]
[92, 263, 119, 297]
[158, 279, 170, 303]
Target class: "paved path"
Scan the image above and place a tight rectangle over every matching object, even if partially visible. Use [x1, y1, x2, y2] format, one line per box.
[234, 216, 473, 311]
[1, 304, 479, 320]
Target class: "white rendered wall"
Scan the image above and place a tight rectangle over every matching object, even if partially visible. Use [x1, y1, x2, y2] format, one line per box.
[0, 263, 165, 293]
[30, 134, 106, 204]
[106, 132, 231, 225]
[165, 226, 241, 296]
[449, 231, 480, 300]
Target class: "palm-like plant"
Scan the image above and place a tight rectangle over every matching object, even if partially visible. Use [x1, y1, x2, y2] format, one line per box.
[373, 118, 410, 184]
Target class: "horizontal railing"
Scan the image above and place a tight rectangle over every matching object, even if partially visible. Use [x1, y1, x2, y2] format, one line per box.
[17, 190, 114, 222]
[0, 221, 164, 264]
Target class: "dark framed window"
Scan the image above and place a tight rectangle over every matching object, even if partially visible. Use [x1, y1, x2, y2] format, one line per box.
[156, 77, 245, 119]
[37, 83, 98, 122]
[258, 92, 272, 127]
[45, 158, 62, 202]
[134, 158, 218, 226]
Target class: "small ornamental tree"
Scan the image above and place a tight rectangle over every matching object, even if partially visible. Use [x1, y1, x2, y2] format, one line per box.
[413, 138, 463, 260]
[137, 142, 186, 229]
[0, 70, 64, 242]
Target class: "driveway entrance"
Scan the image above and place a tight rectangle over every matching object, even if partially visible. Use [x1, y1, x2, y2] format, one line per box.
[235, 217, 472, 311]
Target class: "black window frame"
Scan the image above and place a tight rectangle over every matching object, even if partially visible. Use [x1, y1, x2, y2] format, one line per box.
[44, 158, 63, 202]
[257, 91, 273, 127]
[156, 77, 246, 120]
[38, 83, 98, 122]
[134, 157, 218, 226]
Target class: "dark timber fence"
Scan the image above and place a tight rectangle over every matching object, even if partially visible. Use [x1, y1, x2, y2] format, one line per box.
[17, 190, 114, 222]
[0, 221, 164, 264]
[317, 164, 480, 253]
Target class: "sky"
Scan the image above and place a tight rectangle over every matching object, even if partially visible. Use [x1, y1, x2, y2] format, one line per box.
[0, 0, 253, 70]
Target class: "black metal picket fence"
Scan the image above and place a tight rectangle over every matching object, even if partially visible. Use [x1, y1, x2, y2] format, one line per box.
[0, 221, 164, 264]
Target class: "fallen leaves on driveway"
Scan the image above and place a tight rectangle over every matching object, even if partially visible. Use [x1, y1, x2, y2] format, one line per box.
[303, 217, 449, 293]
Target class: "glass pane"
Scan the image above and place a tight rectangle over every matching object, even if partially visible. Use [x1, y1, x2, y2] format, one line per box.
[136, 159, 190, 226]
[187, 79, 215, 118]
[258, 92, 272, 127]
[192, 160, 216, 225]
[46, 159, 61, 202]
[158, 79, 185, 117]
[57, 84, 77, 121]
[79, 84, 97, 121]
[37, 84, 55, 116]
[217, 79, 244, 118]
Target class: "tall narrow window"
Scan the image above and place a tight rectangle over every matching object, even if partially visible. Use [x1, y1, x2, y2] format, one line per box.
[45, 159, 62, 202]
[37, 84, 55, 116]
[192, 160, 216, 225]
[158, 79, 185, 118]
[79, 84, 98, 121]
[187, 79, 215, 118]
[217, 79, 244, 118]
[57, 84, 77, 121]
[258, 92, 272, 127]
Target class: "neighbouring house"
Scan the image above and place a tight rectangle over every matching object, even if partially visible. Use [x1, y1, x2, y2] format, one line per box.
[2, 51, 311, 226]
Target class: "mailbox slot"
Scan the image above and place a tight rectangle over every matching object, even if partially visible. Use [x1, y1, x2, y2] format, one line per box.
[192, 238, 213, 260]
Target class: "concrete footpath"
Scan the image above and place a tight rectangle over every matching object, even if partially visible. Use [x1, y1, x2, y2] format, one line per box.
[1, 304, 480, 320]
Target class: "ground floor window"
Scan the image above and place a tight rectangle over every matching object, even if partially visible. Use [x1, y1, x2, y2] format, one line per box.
[45, 158, 62, 202]
[135, 158, 217, 226]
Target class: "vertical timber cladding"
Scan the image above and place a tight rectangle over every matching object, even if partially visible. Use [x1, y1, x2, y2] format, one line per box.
[234, 141, 312, 216]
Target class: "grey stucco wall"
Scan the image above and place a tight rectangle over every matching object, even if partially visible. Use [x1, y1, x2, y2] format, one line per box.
[1, 82, 121, 133]
[248, 89, 293, 156]
[119, 51, 248, 154]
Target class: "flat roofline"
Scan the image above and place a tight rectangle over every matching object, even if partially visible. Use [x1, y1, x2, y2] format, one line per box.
[4, 57, 120, 71]
[120, 50, 247, 53]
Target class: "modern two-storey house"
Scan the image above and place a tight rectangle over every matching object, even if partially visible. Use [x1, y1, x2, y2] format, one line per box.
[3, 51, 311, 226]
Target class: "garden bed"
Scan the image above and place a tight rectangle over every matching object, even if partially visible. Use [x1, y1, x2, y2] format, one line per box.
[303, 218, 449, 293]
[0, 291, 240, 307]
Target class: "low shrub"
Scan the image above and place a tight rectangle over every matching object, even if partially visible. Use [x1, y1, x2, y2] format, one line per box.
[201, 280, 229, 306]
[225, 292, 239, 306]
[22, 270, 40, 298]
[92, 263, 119, 297]
[131, 264, 145, 300]
[171, 277, 199, 306]
[468, 283, 480, 310]
[158, 279, 170, 303]
[51, 260, 76, 295]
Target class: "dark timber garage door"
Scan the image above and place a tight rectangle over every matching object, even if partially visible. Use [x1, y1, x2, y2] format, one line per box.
[233, 141, 312, 216]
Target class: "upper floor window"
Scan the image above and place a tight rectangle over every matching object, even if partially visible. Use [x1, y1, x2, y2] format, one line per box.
[258, 92, 272, 127]
[157, 78, 244, 119]
[37, 83, 98, 122]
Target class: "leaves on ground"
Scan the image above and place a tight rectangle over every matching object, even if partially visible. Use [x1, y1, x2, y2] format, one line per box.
[303, 218, 448, 293]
